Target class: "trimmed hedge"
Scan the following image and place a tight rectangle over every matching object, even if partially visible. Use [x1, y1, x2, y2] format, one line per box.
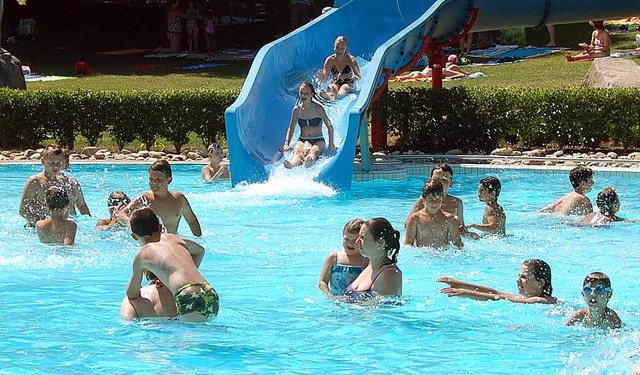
[381, 86, 640, 152]
[1, 87, 639, 152]
[0, 88, 237, 152]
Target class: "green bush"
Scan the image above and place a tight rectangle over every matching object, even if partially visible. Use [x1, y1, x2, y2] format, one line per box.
[0, 88, 238, 152]
[1, 87, 639, 153]
[383, 86, 640, 152]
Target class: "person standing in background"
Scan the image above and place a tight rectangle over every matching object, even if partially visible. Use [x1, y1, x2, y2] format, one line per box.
[290, 0, 314, 30]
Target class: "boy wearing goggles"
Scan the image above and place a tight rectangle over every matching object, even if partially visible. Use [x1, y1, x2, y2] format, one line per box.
[565, 272, 622, 329]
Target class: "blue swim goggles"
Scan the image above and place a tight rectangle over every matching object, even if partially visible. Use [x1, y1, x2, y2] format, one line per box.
[583, 284, 612, 295]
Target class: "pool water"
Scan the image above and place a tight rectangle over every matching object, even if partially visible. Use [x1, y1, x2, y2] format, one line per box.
[1, 163, 640, 374]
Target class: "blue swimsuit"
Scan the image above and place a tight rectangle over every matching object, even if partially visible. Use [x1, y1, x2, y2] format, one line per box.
[329, 258, 366, 295]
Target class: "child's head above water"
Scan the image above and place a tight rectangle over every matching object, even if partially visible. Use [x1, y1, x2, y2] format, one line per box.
[582, 271, 613, 306]
[46, 186, 69, 211]
[41, 144, 65, 173]
[421, 180, 445, 213]
[208, 143, 224, 156]
[569, 166, 593, 190]
[149, 160, 172, 179]
[478, 176, 501, 201]
[107, 191, 130, 213]
[596, 187, 619, 216]
[342, 218, 364, 254]
[130, 207, 161, 238]
[519, 259, 553, 297]
[422, 180, 444, 199]
[43, 144, 64, 159]
[343, 218, 364, 235]
[430, 163, 454, 178]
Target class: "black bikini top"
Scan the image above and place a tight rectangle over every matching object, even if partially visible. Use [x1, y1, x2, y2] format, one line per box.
[331, 63, 352, 80]
[298, 117, 322, 127]
[297, 104, 322, 127]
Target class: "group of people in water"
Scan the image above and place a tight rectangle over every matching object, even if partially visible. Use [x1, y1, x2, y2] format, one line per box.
[18, 143, 229, 322]
[317, 163, 630, 329]
[16, 123, 633, 328]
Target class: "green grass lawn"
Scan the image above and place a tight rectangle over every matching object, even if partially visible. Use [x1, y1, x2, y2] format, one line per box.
[6, 20, 639, 151]
[13, 23, 638, 92]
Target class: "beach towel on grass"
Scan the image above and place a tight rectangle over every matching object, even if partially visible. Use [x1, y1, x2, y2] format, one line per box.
[24, 75, 78, 82]
[468, 46, 563, 60]
[144, 52, 189, 58]
[390, 72, 485, 83]
[98, 48, 154, 56]
[173, 62, 229, 70]
[610, 51, 638, 58]
[467, 44, 519, 58]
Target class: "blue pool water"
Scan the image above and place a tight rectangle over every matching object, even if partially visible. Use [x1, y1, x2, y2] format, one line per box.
[1, 163, 640, 374]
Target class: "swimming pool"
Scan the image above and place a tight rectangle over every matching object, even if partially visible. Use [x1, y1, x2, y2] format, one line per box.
[1, 163, 639, 374]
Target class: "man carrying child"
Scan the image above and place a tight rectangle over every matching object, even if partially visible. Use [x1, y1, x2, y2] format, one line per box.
[126, 207, 218, 322]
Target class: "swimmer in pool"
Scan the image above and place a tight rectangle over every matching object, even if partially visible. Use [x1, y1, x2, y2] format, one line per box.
[125, 207, 218, 322]
[405, 163, 478, 239]
[19, 144, 91, 226]
[201, 143, 231, 181]
[578, 187, 635, 225]
[466, 176, 506, 235]
[438, 259, 557, 304]
[405, 180, 464, 248]
[96, 191, 131, 230]
[540, 166, 594, 216]
[119, 160, 202, 236]
[318, 218, 369, 296]
[281, 82, 336, 168]
[340, 217, 402, 301]
[35, 186, 77, 246]
[564, 272, 621, 329]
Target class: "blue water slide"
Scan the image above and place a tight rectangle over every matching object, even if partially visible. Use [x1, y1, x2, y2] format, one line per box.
[226, 0, 640, 190]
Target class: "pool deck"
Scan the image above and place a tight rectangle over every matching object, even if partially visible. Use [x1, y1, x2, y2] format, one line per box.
[353, 153, 640, 181]
[2, 149, 640, 180]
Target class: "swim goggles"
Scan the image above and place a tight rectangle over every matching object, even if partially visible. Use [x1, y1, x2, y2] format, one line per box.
[583, 284, 612, 295]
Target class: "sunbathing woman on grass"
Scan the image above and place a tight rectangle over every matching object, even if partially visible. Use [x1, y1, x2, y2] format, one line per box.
[566, 21, 610, 62]
[392, 55, 468, 82]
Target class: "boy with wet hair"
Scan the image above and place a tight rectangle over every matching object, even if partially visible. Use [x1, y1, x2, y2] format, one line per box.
[126, 207, 218, 322]
[405, 180, 463, 248]
[120, 160, 202, 236]
[201, 143, 231, 181]
[540, 166, 594, 215]
[96, 191, 131, 229]
[467, 176, 506, 235]
[579, 187, 634, 225]
[565, 272, 622, 329]
[405, 163, 477, 239]
[35, 187, 77, 246]
[19, 144, 91, 226]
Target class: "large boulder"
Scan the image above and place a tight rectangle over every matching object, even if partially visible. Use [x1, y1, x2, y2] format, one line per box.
[582, 58, 640, 88]
[0, 52, 27, 90]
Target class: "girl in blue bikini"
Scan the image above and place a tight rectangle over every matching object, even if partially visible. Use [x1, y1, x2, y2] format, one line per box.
[341, 218, 403, 301]
[318, 219, 369, 296]
[281, 82, 336, 168]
